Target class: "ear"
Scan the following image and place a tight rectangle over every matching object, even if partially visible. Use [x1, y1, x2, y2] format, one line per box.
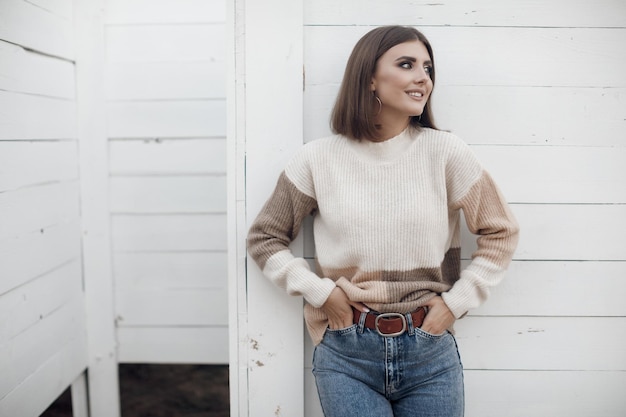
[370, 79, 377, 92]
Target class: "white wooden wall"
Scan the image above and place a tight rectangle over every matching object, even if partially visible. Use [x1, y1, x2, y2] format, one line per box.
[105, 0, 228, 364]
[0, 0, 90, 416]
[233, 1, 626, 416]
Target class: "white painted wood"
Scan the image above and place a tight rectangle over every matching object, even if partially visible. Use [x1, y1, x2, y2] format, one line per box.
[0, 181, 80, 238]
[111, 214, 227, 252]
[460, 204, 626, 261]
[0, 0, 74, 59]
[71, 372, 90, 417]
[0, 296, 86, 400]
[305, 84, 626, 146]
[117, 326, 228, 364]
[109, 176, 226, 213]
[469, 260, 626, 317]
[0, 260, 81, 342]
[304, 0, 626, 27]
[471, 145, 626, 204]
[106, 61, 226, 100]
[0, 91, 77, 140]
[105, 0, 225, 24]
[305, 27, 626, 88]
[109, 138, 226, 174]
[115, 288, 228, 326]
[0, 141, 78, 192]
[113, 252, 227, 289]
[0, 221, 81, 296]
[0, 334, 87, 417]
[0, 40, 75, 99]
[464, 370, 626, 417]
[106, 24, 225, 63]
[227, 0, 251, 413]
[106, 100, 226, 138]
[74, 0, 120, 414]
[455, 317, 626, 371]
[226, 0, 307, 415]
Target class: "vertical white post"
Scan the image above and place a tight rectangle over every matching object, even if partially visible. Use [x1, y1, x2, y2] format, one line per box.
[74, 0, 121, 416]
[71, 373, 89, 417]
[228, 0, 305, 416]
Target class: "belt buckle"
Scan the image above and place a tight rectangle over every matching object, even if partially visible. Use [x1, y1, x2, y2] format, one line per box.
[374, 313, 406, 337]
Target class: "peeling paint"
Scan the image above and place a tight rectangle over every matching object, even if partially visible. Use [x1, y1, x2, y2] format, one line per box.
[250, 338, 259, 350]
[275, 405, 281, 416]
[255, 360, 265, 367]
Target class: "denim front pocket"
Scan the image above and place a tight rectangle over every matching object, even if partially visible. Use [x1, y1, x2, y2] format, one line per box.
[324, 323, 358, 337]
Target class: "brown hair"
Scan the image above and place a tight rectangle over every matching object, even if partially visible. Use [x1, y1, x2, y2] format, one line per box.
[331, 26, 438, 141]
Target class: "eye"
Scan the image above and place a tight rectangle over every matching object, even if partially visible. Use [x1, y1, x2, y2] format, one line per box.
[424, 65, 433, 75]
[399, 61, 413, 69]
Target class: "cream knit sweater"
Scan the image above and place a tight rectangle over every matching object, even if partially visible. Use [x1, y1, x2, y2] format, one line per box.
[248, 127, 519, 345]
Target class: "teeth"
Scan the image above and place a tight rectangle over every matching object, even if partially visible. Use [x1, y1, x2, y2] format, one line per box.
[408, 92, 423, 97]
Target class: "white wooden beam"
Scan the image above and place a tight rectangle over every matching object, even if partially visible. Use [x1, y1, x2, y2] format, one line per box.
[74, 0, 121, 416]
[228, 0, 306, 415]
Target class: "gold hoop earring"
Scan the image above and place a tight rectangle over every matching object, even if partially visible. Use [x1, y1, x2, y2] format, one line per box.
[374, 95, 382, 116]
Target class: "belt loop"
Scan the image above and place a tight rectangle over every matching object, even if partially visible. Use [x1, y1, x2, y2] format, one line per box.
[406, 312, 415, 335]
[357, 310, 367, 334]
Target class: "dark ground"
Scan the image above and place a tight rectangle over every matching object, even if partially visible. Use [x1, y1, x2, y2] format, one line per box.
[41, 365, 230, 417]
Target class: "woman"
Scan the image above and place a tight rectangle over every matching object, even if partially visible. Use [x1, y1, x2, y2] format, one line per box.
[247, 26, 519, 417]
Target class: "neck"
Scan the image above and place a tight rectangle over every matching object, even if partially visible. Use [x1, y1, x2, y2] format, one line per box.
[372, 115, 410, 142]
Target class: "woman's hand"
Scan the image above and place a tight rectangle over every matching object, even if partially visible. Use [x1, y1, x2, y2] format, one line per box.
[322, 287, 369, 330]
[421, 295, 456, 335]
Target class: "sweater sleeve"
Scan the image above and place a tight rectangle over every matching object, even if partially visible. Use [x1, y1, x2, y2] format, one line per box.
[441, 140, 520, 318]
[247, 158, 337, 308]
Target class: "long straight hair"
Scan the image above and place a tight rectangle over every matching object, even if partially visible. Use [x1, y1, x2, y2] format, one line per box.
[331, 26, 438, 141]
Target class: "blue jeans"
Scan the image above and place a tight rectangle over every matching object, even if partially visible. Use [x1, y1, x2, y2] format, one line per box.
[312, 312, 464, 417]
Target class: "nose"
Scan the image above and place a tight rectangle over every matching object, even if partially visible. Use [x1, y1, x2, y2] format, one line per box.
[414, 66, 429, 84]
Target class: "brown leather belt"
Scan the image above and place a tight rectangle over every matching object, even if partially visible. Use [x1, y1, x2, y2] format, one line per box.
[352, 307, 427, 337]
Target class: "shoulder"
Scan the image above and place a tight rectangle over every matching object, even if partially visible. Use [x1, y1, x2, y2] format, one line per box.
[286, 134, 345, 168]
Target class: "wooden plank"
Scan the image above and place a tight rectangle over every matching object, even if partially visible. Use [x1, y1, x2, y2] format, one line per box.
[0, 0, 74, 59]
[116, 326, 228, 364]
[0, 334, 87, 417]
[109, 176, 226, 213]
[461, 204, 626, 261]
[111, 214, 227, 252]
[0, 141, 78, 192]
[0, 221, 81, 296]
[105, 24, 225, 63]
[106, 100, 226, 138]
[470, 260, 626, 317]
[304, 0, 626, 28]
[0, 91, 77, 140]
[432, 86, 626, 147]
[464, 370, 626, 417]
[470, 145, 626, 204]
[454, 316, 626, 371]
[71, 373, 89, 417]
[304, 26, 626, 88]
[106, 61, 225, 100]
[0, 296, 86, 400]
[305, 84, 626, 147]
[75, 0, 121, 414]
[113, 252, 227, 290]
[109, 138, 226, 175]
[0, 260, 82, 342]
[0, 181, 80, 238]
[115, 287, 228, 326]
[105, 0, 226, 24]
[0, 40, 75, 99]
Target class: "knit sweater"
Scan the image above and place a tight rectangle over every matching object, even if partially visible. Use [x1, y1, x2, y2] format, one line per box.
[247, 127, 519, 345]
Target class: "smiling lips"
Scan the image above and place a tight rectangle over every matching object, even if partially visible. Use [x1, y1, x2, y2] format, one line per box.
[407, 91, 425, 98]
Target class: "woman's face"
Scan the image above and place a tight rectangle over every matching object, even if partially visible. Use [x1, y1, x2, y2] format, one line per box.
[370, 40, 433, 124]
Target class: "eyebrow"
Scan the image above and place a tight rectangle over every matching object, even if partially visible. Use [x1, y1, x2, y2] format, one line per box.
[394, 56, 433, 65]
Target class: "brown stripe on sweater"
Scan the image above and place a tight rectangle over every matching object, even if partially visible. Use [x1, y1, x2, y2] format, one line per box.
[247, 171, 318, 270]
[451, 171, 519, 268]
